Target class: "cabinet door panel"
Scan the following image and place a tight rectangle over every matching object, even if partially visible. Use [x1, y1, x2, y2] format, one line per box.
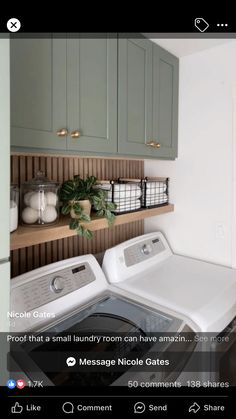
[153, 45, 179, 158]
[118, 38, 153, 156]
[11, 38, 67, 150]
[67, 37, 117, 153]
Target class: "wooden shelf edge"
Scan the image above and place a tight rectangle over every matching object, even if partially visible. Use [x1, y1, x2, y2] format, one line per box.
[10, 204, 174, 251]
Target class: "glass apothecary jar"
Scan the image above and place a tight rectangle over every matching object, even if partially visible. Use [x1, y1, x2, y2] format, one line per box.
[20, 171, 60, 226]
[10, 185, 19, 232]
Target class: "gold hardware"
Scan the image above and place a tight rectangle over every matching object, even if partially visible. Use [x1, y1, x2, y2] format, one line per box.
[146, 141, 156, 147]
[71, 130, 81, 138]
[146, 141, 161, 148]
[56, 128, 68, 137]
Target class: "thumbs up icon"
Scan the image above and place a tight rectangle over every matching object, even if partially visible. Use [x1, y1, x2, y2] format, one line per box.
[11, 402, 23, 414]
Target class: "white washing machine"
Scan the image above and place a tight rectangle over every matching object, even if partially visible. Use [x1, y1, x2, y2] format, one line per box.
[10, 253, 190, 387]
[102, 232, 236, 385]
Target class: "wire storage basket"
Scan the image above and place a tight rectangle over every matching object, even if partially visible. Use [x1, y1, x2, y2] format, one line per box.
[141, 177, 169, 208]
[95, 179, 142, 214]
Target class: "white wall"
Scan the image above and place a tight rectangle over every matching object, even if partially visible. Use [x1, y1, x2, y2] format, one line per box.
[0, 38, 10, 332]
[0, 39, 10, 385]
[0, 38, 10, 261]
[145, 41, 236, 267]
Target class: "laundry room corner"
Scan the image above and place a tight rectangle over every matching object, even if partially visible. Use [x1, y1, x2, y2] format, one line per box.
[144, 40, 236, 268]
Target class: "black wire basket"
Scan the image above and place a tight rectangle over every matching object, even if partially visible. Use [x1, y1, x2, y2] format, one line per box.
[95, 179, 142, 214]
[141, 177, 169, 208]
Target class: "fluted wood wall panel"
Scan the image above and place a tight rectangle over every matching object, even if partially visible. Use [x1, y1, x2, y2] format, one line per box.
[11, 154, 144, 277]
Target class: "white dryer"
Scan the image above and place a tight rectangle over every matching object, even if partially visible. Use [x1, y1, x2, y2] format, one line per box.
[102, 232, 236, 334]
[102, 232, 236, 385]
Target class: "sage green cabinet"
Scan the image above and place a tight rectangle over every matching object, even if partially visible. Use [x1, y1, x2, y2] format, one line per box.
[118, 39, 179, 159]
[11, 37, 117, 154]
[152, 45, 179, 158]
[11, 38, 67, 150]
[118, 38, 153, 156]
[67, 37, 117, 154]
[11, 36, 178, 159]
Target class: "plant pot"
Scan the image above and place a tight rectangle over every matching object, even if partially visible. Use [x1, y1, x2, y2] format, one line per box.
[70, 200, 92, 219]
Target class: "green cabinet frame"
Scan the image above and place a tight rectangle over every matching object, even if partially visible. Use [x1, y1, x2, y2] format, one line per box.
[118, 39, 179, 159]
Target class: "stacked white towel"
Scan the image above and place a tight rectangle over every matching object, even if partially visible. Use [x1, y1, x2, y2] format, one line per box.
[107, 183, 142, 200]
[96, 183, 141, 213]
[144, 181, 167, 193]
[144, 193, 168, 206]
[142, 181, 168, 206]
[115, 199, 141, 213]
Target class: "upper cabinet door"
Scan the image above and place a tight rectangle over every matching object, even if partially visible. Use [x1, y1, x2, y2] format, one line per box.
[152, 44, 179, 159]
[67, 37, 117, 154]
[118, 38, 179, 159]
[118, 39, 153, 156]
[11, 38, 67, 150]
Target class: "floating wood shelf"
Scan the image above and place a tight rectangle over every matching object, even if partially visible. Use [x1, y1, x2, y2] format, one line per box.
[10, 204, 174, 251]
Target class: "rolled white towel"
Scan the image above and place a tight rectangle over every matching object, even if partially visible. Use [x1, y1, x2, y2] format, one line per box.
[144, 186, 166, 195]
[144, 182, 167, 192]
[143, 193, 168, 206]
[113, 183, 140, 192]
[115, 200, 141, 213]
[107, 188, 142, 200]
[95, 183, 142, 199]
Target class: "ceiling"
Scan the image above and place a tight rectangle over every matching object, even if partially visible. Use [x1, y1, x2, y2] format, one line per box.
[150, 39, 234, 57]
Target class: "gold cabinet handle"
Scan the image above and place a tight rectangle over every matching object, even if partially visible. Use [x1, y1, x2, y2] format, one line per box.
[146, 141, 161, 148]
[56, 128, 68, 137]
[146, 141, 156, 147]
[71, 130, 81, 139]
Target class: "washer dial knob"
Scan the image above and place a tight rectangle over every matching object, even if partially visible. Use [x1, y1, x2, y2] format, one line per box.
[141, 243, 152, 255]
[51, 276, 64, 293]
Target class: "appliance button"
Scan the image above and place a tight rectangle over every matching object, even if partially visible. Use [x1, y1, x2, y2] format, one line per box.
[51, 276, 64, 293]
[141, 244, 152, 255]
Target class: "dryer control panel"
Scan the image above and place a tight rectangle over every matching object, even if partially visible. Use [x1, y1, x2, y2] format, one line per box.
[124, 236, 165, 267]
[102, 232, 173, 283]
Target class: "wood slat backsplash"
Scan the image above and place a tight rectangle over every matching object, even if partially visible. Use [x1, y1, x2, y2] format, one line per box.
[11, 154, 144, 277]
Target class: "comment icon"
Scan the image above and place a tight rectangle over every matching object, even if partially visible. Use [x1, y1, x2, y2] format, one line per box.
[62, 402, 74, 414]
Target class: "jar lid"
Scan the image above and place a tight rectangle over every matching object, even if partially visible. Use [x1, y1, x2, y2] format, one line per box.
[22, 171, 59, 188]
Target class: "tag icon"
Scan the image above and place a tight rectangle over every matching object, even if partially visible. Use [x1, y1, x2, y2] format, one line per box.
[194, 18, 209, 32]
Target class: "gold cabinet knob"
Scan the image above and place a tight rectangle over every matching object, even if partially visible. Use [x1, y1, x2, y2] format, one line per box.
[146, 141, 156, 147]
[154, 142, 161, 148]
[71, 130, 81, 138]
[56, 128, 68, 137]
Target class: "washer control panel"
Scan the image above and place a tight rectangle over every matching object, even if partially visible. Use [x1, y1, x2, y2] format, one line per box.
[17, 262, 96, 312]
[124, 237, 165, 267]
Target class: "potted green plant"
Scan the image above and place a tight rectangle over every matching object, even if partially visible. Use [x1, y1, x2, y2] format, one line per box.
[59, 175, 116, 239]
